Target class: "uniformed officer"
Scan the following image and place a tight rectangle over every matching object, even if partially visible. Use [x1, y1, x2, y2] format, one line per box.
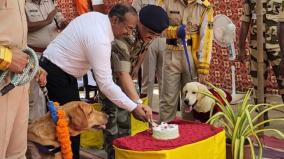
[0, 1, 46, 158]
[100, 5, 169, 159]
[159, 0, 214, 122]
[238, 0, 284, 103]
[132, 0, 167, 108]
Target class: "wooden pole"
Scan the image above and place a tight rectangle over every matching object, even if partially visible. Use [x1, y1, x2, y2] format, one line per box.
[256, 0, 265, 135]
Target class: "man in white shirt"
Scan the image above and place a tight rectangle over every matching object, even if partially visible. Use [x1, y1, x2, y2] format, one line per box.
[40, 4, 152, 159]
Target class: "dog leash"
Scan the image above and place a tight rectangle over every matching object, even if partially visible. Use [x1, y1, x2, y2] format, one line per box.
[177, 25, 193, 80]
[41, 87, 58, 123]
[0, 48, 39, 96]
[35, 87, 63, 154]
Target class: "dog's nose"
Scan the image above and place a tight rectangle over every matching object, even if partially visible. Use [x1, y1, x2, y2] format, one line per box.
[184, 99, 189, 105]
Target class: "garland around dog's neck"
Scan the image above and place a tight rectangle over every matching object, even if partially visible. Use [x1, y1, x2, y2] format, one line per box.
[48, 101, 73, 159]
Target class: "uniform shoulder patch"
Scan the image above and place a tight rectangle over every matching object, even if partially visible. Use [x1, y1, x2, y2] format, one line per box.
[112, 39, 130, 55]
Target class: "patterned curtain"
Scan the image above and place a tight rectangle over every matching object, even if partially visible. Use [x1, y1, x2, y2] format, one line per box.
[103, 0, 133, 13]
[56, 0, 79, 23]
[209, 0, 278, 94]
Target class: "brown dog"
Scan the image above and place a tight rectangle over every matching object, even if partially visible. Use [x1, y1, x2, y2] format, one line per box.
[28, 101, 108, 150]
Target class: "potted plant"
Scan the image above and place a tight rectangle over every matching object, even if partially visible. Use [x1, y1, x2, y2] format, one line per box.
[201, 83, 284, 159]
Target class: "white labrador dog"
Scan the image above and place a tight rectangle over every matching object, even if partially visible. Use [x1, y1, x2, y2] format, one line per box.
[182, 82, 230, 122]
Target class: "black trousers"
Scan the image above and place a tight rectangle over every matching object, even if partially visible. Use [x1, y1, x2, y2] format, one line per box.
[40, 57, 80, 159]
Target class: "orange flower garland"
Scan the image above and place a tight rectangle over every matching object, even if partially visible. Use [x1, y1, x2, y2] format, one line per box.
[56, 109, 73, 159]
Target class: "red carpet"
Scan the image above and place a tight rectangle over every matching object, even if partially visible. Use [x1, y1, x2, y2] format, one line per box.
[113, 120, 223, 151]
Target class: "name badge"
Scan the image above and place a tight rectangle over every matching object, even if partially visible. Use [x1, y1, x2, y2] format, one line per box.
[29, 9, 38, 12]
[170, 10, 180, 14]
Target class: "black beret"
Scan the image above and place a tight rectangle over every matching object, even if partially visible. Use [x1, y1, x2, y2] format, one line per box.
[139, 5, 169, 34]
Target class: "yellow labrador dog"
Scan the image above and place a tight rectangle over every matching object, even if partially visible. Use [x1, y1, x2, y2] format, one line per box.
[183, 82, 231, 122]
[28, 101, 108, 158]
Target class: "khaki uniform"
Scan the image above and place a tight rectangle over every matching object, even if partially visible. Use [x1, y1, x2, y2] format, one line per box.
[132, 0, 157, 12]
[280, 9, 284, 22]
[25, 0, 65, 49]
[0, 1, 29, 159]
[159, 0, 213, 122]
[132, 0, 166, 107]
[241, 0, 284, 101]
[100, 29, 150, 159]
[25, 0, 65, 123]
[141, 37, 166, 107]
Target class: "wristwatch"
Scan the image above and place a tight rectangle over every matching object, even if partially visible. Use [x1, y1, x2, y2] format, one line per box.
[134, 99, 143, 104]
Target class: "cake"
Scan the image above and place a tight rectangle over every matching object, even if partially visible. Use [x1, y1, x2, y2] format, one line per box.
[152, 122, 180, 140]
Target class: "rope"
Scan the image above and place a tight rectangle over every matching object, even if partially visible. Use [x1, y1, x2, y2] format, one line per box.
[0, 48, 39, 96]
[178, 24, 193, 79]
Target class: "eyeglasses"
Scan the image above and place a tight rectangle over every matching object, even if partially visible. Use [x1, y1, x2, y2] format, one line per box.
[120, 21, 136, 33]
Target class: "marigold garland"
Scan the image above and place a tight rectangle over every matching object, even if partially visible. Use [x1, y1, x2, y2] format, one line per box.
[56, 109, 73, 159]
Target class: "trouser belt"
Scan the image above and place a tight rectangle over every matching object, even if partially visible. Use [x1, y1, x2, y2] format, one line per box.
[166, 39, 192, 46]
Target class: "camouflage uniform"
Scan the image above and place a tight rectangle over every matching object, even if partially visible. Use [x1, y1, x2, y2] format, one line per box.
[241, 0, 284, 101]
[280, 7, 284, 22]
[159, 0, 214, 122]
[100, 29, 150, 159]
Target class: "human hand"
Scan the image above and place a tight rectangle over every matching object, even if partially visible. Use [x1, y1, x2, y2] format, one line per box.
[46, 8, 57, 24]
[198, 74, 208, 84]
[35, 67, 47, 87]
[8, 48, 29, 73]
[132, 104, 152, 122]
[176, 25, 187, 39]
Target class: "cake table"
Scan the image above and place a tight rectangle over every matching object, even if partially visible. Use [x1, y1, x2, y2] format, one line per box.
[113, 120, 226, 159]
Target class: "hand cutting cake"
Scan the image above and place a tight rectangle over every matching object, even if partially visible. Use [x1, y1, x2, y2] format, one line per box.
[152, 122, 180, 140]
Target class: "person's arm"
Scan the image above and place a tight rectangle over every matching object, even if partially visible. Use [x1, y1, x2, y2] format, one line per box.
[196, 6, 214, 83]
[278, 10, 284, 76]
[111, 39, 140, 100]
[87, 42, 137, 111]
[26, 8, 57, 32]
[54, 8, 68, 30]
[238, 2, 251, 62]
[0, 46, 28, 73]
[116, 72, 140, 100]
[131, 51, 146, 79]
[85, 39, 151, 121]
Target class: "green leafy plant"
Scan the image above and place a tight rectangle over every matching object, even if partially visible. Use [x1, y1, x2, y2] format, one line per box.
[200, 83, 284, 159]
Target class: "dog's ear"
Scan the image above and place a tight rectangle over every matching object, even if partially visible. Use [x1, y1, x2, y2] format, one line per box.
[196, 84, 210, 100]
[67, 103, 89, 132]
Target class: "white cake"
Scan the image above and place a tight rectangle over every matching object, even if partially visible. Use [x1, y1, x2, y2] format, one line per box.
[152, 122, 180, 140]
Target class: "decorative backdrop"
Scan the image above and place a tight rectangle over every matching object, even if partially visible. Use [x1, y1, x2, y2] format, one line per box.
[56, 0, 279, 94]
[208, 0, 278, 94]
[56, 0, 78, 23]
